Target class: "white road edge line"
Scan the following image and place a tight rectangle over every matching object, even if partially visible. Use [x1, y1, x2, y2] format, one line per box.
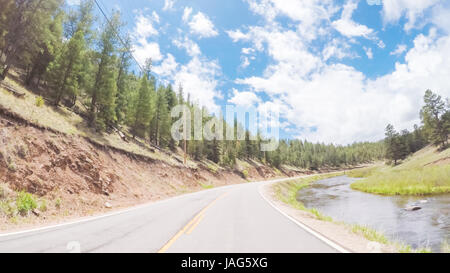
[258, 183, 351, 254]
[0, 175, 308, 238]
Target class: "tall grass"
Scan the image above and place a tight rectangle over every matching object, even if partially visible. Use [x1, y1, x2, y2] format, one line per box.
[351, 164, 450, 195]
[350, 146, 450, 196]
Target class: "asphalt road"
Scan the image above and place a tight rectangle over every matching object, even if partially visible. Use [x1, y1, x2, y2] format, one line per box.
[0, 177, 343, 253]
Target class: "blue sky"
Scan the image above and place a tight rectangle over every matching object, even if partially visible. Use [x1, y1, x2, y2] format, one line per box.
[69, 0, 450, 144]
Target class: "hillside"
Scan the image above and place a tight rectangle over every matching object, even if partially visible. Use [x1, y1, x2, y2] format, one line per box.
[0, 72, 315, 230]
[350, 145, 450, 195]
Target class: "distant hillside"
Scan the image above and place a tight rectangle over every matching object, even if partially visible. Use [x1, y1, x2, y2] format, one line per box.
[350, 145, 450, 195]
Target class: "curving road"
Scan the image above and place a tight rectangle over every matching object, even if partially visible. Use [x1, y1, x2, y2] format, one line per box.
[0, 177, 345, 253]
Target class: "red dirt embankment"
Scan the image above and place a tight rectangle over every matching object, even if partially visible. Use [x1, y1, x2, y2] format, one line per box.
[0, 107, 303, 230]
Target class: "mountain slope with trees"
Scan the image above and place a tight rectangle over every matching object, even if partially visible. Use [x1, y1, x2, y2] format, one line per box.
[0, 0, 384, 171]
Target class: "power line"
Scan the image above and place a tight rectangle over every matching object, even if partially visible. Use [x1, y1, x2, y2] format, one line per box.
[93, 0, 145, 74]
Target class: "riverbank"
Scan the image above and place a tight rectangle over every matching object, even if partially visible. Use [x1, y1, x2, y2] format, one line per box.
[264, 175, 436, 253]
[349, 146, 450, 196]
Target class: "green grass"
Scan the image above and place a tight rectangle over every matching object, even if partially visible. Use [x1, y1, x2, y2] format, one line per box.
[398, 244, 432, 253]
[200, 182, 214, 189]
[351, 146, 450, 196]
[350, 224, 389, 244]
[347, 165, 382, 178]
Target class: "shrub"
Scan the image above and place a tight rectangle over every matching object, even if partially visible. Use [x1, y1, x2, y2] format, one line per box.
[39, 199, 48, 212]
[35, 96, 45, 107]
[0, 183, 13, 199]
[55, 197, 62, 209]
[16, 191, 37, 215]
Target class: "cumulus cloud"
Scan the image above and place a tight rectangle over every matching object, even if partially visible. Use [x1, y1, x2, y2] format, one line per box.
[132, 38, 163, 65]
[134, 14, 159, 38]
[152, 54, 178, 78]
[382, 0, 441, 30]
[332, 0, 374, 38]
[173, 36, 201, 57]
[232, 16, 450, 144]
[174, 57, 222, 112]
[390, 44, 407, 55]
[364, 47, 373, 59]
[228, 89, 261, 107]
[163, 0, 175, 11]
[332, 0, 384, 48]
[132, 13, 162, 65]
[182, 8, 218, 38]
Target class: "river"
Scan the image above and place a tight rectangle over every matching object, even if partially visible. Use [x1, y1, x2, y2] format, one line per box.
[296, 176, 449, 252]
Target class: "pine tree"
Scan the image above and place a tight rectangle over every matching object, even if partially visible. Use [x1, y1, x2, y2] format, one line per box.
[420, 90, 449, 149]
[48, 29, 86, 106]
[385, 124, 407, 165]
[90, 12, 122, 129]
[131, 76, 152, 138]
[115, 36, 132, 125]
[151, 86, 170, 147]
[0, 0, 63, 81]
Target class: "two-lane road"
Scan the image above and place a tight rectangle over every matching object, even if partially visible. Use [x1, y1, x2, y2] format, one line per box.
[0, 177, 345, 253]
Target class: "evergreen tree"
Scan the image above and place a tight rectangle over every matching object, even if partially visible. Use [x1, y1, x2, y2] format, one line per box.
[420, 90, 449, 149]
[0, 0, 63, 81]
[131, 75, 152, 138]
[48, 29, 86, 106]
[385, 124, 407, 165]
[90, 12, 122, 129]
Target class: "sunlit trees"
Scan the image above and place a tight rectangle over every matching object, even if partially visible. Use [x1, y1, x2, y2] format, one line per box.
[421, 90, 449, 149]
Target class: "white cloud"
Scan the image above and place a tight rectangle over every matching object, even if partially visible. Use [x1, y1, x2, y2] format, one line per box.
[132, 38, 163, 65]
[228, 89, 261, 107]
[163, 0, 175, 11]
[174, 57, 222, 112]
[332, 0, 374, 38]
[431, 3, 450, 34]
[364, 47, 373, 59]
[331, 0, 384, 48]
[173, 36, 201, 57]
[234, 22, 450, 144]
[241, 56, 251, 68]
[382, 0, 441, 30]
[152, 54, 178, 78]
[132, 13, 162, 65]
[134, 14, 159, 38]
[322, 38, 357, 61]
[390, 44, 407, 55]
[182, 7, 192, 22]
[184, 11, 219, 38]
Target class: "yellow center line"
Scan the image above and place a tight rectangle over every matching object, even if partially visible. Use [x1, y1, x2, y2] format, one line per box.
[157, 191, 229, 253]
[186, 214, 205, 235]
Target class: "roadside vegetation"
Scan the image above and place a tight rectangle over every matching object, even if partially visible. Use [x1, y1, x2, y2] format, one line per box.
[0, 183, 52, 223]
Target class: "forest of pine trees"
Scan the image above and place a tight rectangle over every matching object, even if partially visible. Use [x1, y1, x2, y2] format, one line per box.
[0, 0, 388, 170]
[384, 90, 449, 165]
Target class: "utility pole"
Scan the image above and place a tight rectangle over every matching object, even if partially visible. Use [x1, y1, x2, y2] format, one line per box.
[184, 107, 187, 166]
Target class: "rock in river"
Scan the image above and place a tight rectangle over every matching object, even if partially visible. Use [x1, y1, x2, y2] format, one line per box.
[405, 206, 421, 211]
